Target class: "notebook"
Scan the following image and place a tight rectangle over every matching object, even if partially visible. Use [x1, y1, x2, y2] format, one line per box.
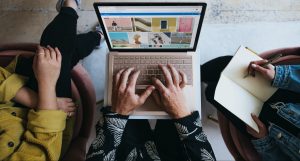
[214, 46, 278, 132]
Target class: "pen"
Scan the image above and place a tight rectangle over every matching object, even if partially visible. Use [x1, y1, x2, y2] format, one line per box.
[261, 53, 283, 67]
[245, 47, 258, 55]
[244, 53, 283, 78]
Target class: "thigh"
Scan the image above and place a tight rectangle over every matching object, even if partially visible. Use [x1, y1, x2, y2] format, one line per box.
[40, 7, 78, 72]
[266, 89, 300, 104]
[260, 89, 300, 134]
[116, 120, 153, 160]
[201, 56, 233, 83]
[27, 7, 79, 97]
[154, 120, 186, 161]
[40, 7, 78, 53]
[121, 119, 153, 146]
[15, 57, 34, 77]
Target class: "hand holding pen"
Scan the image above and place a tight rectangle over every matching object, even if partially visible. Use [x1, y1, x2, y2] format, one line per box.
[244, 53, 282, 81]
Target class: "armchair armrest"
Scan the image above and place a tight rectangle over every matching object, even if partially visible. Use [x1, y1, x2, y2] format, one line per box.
[0, 43, 38, 52]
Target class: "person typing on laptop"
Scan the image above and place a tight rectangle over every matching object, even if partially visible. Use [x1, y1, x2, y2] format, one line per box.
[87, 64, 215, 161]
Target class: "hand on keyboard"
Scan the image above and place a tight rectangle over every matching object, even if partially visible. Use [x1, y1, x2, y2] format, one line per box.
[111, 67, 155, 115]
[151, 64, 191, 119]
[113, 55, 193, 86]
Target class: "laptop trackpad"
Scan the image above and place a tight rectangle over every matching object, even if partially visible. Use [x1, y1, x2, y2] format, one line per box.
[135, 89, 163, 112]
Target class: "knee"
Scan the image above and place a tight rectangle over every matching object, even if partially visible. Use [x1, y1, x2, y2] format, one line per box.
[204, 83, 217, 103]
[201, 56, 233, 83]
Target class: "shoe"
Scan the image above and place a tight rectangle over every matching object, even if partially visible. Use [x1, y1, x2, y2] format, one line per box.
[95, 24, 105, 48]
[56, 0, 81, 12]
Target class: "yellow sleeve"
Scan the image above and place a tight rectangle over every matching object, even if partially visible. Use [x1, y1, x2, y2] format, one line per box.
[5, 56, 19, 73]
[0, 67, 27, 103]
[7, 109, 67, 161]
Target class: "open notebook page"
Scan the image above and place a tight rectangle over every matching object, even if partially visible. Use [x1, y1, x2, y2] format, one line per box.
[222, 46, 277, 102]
[214, 75, 263, 132]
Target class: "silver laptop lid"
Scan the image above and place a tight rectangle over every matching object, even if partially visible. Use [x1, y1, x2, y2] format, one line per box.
[94, 2, 206, 52]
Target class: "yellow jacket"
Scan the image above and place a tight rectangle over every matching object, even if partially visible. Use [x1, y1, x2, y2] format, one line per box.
[0, 57, 71, 161]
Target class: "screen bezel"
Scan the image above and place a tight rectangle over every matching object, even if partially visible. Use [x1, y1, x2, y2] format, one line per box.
[93, 2, 207, 52]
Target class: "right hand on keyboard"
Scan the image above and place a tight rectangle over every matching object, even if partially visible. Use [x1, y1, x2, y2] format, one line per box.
[151, 64, 191, 119]
[111, 67, 155, 115]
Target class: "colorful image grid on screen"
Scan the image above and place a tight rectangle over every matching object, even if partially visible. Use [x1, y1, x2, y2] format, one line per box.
[99, 6, 202, 49]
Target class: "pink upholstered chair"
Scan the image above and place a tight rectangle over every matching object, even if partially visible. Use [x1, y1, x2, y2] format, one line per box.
[0, 43, 96, 161]
[217, 46, 300, 161]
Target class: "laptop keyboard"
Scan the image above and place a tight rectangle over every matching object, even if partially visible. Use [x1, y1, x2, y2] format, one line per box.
[113, 55, 193, 85]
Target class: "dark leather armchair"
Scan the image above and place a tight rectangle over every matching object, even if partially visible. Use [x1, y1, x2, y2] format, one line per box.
[0, 43, 96, 161]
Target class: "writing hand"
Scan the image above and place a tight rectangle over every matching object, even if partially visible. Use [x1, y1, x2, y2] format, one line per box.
[247, 60, 275, 81]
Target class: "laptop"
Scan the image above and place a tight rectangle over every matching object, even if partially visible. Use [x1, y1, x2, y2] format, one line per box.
[94, 2, 206, 119]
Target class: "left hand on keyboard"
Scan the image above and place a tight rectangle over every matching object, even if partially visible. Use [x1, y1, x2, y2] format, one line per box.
[111, 67, 155, 115]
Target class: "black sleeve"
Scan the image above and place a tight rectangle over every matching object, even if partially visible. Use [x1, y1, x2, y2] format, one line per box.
[86, 107, 129, 161]
[173, 111, 216, 161]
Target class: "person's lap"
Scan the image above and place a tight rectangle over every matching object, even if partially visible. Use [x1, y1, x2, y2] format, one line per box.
[202, 56, 300, 135]
[118, 119, 186, 161]
[154, 120, 186, 161]
[116, 119, 153, 160]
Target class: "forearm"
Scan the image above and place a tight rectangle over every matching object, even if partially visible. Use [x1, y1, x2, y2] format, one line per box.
[173, 111, 216, 161]
[86, 107, 129, 160]
[13, 87, 38, 108]
[281, 47, 300, 56]
[260, 47, 300, 59]
[38, 83, 57, 110]
[272, 65, 300, 92]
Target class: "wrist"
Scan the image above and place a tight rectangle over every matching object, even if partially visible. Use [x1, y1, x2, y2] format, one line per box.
[111, 106, 131, 116]
[37, 85, 57, 110]
[102, 107, 130, 119]
[37, 80, 57, 89]
[38, 83, 56, 94]
[170, 110, 191, 119]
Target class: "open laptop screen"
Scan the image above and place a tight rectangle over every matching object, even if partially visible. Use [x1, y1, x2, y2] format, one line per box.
[94, 3, 206, 51]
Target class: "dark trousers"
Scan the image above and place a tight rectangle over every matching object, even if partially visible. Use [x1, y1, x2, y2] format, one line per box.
[117, 120, 186, 161]
[15, 7, 100, 98]
[201, 56, 300, 135]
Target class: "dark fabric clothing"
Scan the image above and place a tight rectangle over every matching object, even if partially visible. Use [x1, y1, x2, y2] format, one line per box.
[201, 56, 249, 134]
[261, 91, 300, 137]
[15, 7, 100, 99]
[86, 107, 216, 161]
[117, 119, 186, 161]
[201, 56, 300, 136]
[154, 120, 187, 161]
